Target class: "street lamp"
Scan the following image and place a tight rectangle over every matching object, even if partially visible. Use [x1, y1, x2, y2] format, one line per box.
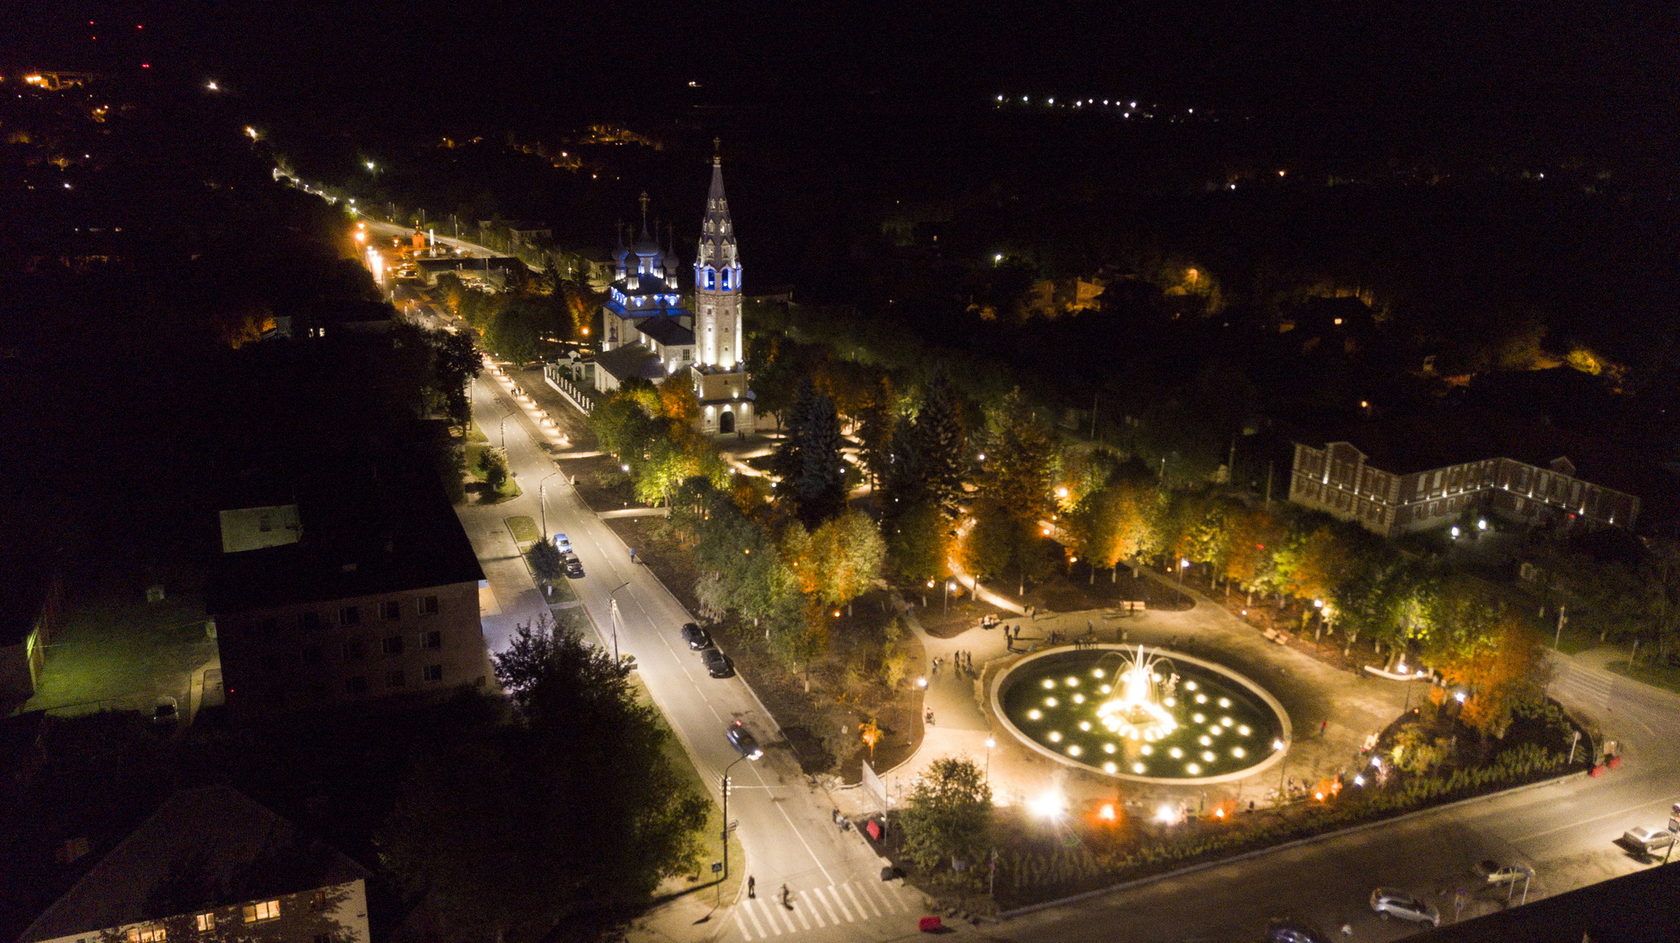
[499, 406, 516, 448]
[1177, 557, 1190, 589]
[984, 736, 996, 786]
[608, 581, 631, 663]
[538, 471, 562, 540]
[720, 751, 759, 884]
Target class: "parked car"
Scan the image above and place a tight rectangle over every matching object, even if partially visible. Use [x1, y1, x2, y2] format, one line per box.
[1475, 860, 1532, 885]
[151, 696, 179, 726]
[564, 558, 584, 578]
[725, 721, 762, 759]
[551, 532, 571, 551]
[680, 622, 713, 650]
[1369, 889, 1439, 926]
[1264, 919, 1330, 943]
[702, 649, 734, 678]
[1619, 826, 1675, 855]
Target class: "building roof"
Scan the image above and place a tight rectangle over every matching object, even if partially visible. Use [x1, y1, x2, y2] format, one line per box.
[1301, 411, 1649, 496]
[636, 318, 694, 347]
[19, 785, 369, 943]
[1418, 859, 1680, 942]
[206, 467, 482, 615]
[590, 344, 666, 384]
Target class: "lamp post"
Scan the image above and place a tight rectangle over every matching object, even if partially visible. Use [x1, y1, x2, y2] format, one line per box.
[1177, 557, 1189, 590]
[984, 736, 996, 787]
[538, 471, 561, 541]
[945, 580, 955, 615]
[1273, 738, 1288, 802]
[608, 580, 631, 663]
[499, 406, 516, 448]
[721, 752, 758, 883]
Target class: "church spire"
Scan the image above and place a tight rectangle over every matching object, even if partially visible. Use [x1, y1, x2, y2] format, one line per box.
[697, 142, 737, 271]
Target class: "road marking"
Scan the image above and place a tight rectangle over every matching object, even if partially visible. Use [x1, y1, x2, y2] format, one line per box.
[844, 882, 878, 918]
[814, 886, 844, 924]
[738, 903, 765, 940]
[792, 902, 812, 930]
[1511, 795, 1672, 844]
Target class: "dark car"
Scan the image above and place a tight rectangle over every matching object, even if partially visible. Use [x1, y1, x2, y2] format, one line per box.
[680, 622, 712, 650]
[564, 557, 584, 578]
[702, 649, 734, 678]
[726, 721, 762, 759]
[1264, 919, 1330, 943]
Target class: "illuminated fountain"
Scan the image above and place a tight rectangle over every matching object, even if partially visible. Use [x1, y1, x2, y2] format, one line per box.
[994, 645, 1290, 784]
[1094, 646, 1179, 742]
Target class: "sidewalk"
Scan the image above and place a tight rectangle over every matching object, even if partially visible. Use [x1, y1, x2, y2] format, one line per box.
[845, 569, 1413, 819]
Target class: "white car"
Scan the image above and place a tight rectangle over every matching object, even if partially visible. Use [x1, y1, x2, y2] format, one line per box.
[1369, 888, 1439, 926]
[1475, 860, 1532, 885]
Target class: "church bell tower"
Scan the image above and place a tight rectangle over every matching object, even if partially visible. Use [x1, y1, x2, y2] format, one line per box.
[689, 141, 755, 434]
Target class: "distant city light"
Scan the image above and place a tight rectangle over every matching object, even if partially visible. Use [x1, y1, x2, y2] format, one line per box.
[205, 80, 219, 91]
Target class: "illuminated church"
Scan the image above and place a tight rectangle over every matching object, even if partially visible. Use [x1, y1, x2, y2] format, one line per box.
[592, 146, 756, 435]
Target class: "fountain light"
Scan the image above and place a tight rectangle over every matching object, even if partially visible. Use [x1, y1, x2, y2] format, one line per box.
[1218, 697, 1232, 708]
[1220, 716, 1234, 727]
[1132, 762, 1146, 774]
[1201, 750, 1216, 762]
[1103, 742, 1117, 753]
[1105, 762, 1119, 774]
[1064, 676, 1080, 687]
[1195, 693, 1208, 704]
[1169, 747, 1184, 759]
[1042, 679, 1056, 689]
[1154, 803, 1180, 824]
[1078, 720, 1092, 731]
[1067, 745, 1083, 757]
[1072, 694, 1086, 704]
[1198, 735, 1212, 746]
[1187, 762, 1202, 775]
[1100, 684, 1113, 694]
[1238, 725, 1252, 736]
[1184, 681, 1199, 691]
[1094, 645, 1179, 742]
[1192, 713, 1206, 724]
[1045, 697, 1059, 707]
[1027, 709, 1042, 720]
[1092, 668, 1106, 678]
[1048, 731, 1063, 742]
[1140, 745, 1153, 755]
[1231, 747, 1246, 758]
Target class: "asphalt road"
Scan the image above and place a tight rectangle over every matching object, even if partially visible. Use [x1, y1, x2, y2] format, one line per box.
[464, 370, 926, 942]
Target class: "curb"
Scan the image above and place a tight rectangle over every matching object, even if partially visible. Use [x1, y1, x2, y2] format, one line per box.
[997, 767, 1587, 921]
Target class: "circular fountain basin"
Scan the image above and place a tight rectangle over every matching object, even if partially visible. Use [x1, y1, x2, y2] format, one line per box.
[993, 646, 1290, 785]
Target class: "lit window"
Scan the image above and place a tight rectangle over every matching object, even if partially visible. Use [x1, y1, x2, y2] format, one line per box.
[195, 914, 215, 933]
[243, 900, 281, 923]
[126, 927, 167, 943]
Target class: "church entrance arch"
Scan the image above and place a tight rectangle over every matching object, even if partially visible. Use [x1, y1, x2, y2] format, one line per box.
[719, 410, 735, 434]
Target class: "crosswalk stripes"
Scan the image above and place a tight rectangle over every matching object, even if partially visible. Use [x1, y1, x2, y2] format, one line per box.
[735, 879, 914, 940]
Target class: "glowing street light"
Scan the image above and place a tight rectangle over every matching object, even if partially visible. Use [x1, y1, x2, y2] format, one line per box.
[1028, 789, 1066, 820]
[205, 80, 219, 91]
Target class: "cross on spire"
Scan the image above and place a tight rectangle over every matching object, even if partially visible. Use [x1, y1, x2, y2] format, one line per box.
[713, 137, 722, 167]
[638, 191, 650, 234]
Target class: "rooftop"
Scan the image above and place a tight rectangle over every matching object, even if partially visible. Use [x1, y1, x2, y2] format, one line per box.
[19, 785, 369, 942]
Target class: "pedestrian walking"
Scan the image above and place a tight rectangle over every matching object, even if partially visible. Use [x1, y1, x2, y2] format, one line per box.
[747, 875, 756, 899]
[781, 884, 790, 908]
[925, 708, 935, 725]
[1320, 719, 1328, 737]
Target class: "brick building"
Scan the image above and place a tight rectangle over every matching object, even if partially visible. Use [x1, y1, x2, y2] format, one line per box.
[1289, 415, 1641, 537]
[207, 472, 491, 719]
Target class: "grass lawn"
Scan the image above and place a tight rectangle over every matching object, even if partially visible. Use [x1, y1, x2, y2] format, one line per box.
[505, 515, 539, 546]
[463, 442, 523, 501]
[1605, 659, 1680, 695]
[633, 676, 746, 902]
[465, 419, 489, 444]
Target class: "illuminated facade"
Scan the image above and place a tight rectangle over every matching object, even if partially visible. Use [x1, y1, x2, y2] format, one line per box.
[591, 148, 755, 433]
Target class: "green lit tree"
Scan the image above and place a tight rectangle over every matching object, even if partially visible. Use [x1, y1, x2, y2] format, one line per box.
[900, 756, 992, 884]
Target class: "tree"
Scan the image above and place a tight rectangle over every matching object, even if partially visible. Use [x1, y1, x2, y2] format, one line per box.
[787, 510, 887, 613]
[909, 371, 967, 516]
[476, 447, 510, 494]
[855, 381, 897, 489]
[382, 617, 707, 942]
[900, 757, 992, 882]
[427, 328, 481, 434]
[886, 500, 950, 582]
[485, 305, 540, 364]
[527, 540, 562, 582]
[975, 388, 1056, 525]
[657, 371, 701, 426]
[772, 380, 847, 526]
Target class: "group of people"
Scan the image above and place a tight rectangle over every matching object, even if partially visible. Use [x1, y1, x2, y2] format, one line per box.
[931, 650, 977, 678]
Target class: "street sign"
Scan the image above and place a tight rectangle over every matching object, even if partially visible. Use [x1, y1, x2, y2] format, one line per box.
[1667, 817, 1679, 834]
[711, 862, 723, 874]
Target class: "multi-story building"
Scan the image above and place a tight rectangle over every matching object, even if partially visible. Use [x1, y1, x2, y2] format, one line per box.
[207, 473, 491, 719]
[19, 785, 373, 943]
[1289, 417, 1641, 537]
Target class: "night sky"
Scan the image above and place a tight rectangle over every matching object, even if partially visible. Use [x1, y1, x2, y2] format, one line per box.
[4, 1, 1673, 147]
